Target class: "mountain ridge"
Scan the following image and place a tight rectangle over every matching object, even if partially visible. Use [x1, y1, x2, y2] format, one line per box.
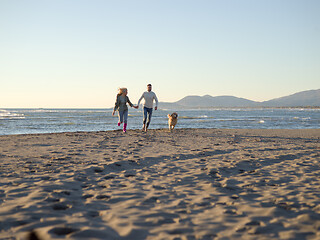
[159, 89, 320, 109]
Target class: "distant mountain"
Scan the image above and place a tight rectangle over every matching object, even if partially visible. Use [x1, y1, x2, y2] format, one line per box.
[261, 89, 320, 107]
[158, 89, 320, 109]
[175, 95, 258, 107]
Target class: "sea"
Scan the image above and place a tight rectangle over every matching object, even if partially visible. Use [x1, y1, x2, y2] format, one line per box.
[0, 108, 319, 135]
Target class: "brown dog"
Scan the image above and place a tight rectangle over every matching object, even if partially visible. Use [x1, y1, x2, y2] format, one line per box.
[167, 112, 178, 131]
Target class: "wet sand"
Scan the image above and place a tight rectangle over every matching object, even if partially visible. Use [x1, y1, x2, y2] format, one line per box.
[0, 128, 319, 240]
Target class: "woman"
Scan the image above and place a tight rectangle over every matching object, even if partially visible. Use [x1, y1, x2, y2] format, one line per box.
[112, 88, 137, 133]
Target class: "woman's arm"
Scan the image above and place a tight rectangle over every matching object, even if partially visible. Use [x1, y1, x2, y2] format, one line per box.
[112, 95, 119, 115]
[127, 96, 134, 107]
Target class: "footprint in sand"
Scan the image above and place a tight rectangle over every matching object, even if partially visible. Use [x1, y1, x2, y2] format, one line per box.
[153, 185, 166, 190]
[87, 211, 100, 218]
[53, 190, 71, 196]
[96, 194, 111, 200]
[224, 209, 238, 215]
[82, 194, 94, 199]
[94, 168, 104, 173]
[125, 173, 136, 177]
[49, 227, 79, 236]
[104, 175, 115, 180]
[45, 197, 60, 202]
[245, 220, 261, 226]
[52, 203, 70, 210]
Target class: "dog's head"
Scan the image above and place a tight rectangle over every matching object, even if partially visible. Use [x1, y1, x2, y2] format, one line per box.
[168, 112, 178, 119]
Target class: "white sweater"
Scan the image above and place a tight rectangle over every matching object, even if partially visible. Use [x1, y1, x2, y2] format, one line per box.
[137, 91, 158, 108]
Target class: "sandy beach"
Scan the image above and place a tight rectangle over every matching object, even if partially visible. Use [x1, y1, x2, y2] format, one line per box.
[0, 128, 319, 240]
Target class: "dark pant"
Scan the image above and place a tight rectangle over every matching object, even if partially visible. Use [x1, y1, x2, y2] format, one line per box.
[143, 107, 153, 128]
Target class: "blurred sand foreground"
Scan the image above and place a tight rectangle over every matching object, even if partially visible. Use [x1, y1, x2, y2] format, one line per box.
[0, 129, 319, 240]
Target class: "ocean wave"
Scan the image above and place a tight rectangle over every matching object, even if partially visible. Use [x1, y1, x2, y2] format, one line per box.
[19, 109, 110, 113]
[0, 110, 25, 119]
[204, 118, 256, 122]
[179, 116, 214, 120]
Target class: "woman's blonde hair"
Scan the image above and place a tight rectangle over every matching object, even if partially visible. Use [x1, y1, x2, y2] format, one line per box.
[117, 88, 127, 96]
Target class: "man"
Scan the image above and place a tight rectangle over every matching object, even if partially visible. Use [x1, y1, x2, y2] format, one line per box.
[137, 84, 159, 132]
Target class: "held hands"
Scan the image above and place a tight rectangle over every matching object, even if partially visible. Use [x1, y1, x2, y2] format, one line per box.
[112, 110, 115, 116]
[130, 105, 156, 110]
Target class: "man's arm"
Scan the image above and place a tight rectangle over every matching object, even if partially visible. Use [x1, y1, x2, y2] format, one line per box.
[137, 92, 144, 107]
[154, 92, 159, 110]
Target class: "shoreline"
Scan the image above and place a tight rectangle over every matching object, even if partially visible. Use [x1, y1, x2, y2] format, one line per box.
[1, 127, 320, 137]
[0, 128, 319, 239]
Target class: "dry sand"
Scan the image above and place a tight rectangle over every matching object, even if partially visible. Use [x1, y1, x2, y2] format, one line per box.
[0, 128, 319, 240]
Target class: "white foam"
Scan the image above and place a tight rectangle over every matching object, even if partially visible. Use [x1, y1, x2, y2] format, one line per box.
[0, 110, 25, 119]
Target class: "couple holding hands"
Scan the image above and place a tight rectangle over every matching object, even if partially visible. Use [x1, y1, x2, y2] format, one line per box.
[112, 84, 158, 133]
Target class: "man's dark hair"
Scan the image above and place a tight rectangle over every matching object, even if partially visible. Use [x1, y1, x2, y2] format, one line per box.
[147, 84, 152, 87]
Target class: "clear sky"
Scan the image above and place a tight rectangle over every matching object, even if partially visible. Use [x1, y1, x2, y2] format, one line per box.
[1, 0, 319, 108]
